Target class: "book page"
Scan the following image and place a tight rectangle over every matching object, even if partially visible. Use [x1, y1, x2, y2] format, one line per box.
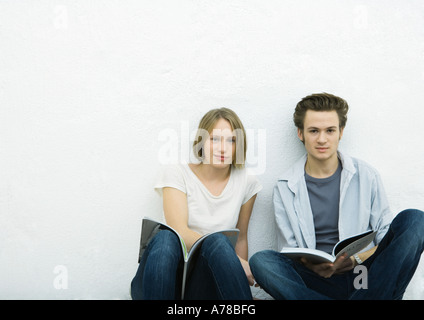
[280, 247, 335, 263]
[333, 231, 376, 258]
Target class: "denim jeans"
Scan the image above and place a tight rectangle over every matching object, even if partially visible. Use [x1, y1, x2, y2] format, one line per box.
[250, 209, 424, 300]
[131, 229, 252, 300]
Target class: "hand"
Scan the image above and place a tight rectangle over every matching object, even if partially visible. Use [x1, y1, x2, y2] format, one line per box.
[239, 257, 260, 287]
[301, 253, 355, 278]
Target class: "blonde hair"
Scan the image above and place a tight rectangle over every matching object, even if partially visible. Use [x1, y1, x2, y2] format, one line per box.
[193, 108, 247, 169]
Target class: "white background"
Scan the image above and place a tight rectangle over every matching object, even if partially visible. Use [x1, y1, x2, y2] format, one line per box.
[1, 0, 423, 299]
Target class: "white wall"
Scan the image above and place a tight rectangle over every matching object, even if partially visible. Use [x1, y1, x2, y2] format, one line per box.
[1, 0, 423, 299]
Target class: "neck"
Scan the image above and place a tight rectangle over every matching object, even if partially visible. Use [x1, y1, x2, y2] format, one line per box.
[197, 163, 231, 181]
[305, 154, 339, 179]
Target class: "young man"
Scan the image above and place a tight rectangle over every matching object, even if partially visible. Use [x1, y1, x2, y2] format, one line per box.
[250, 93, 424, 299]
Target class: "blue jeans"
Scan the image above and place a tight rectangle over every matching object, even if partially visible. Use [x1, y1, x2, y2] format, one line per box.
[250, 209, 424, 300]
[131, 229, 252, 300]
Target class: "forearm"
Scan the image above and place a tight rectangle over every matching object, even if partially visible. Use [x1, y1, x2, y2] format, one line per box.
[162, 187, 203, 251]
[235, 237, 248, 261]
[235, 195, 256, 261]
[235, 236, 249, 270]
[177, 227, 202, 252]
[235, 237, 256, 286]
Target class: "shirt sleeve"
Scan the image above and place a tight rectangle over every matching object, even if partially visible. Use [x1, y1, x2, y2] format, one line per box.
[369, 171, 393, 244]
[273, 182, 298, 250]
[242, 174, 263, 204]
[153, 164, 187, 196]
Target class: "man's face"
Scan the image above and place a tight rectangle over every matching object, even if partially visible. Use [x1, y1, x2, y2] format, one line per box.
[297, 110, 344, 163]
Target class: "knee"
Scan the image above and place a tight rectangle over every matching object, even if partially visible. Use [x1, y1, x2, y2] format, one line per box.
[392, 209, 424, 246]
[393, 209, 424, 231]
[249, 251, 265, 270]
[149, 230, 181, 262]
[200, 233, 233, 259]
[249, 250, 276, 274]
[152, 229, 180, 246]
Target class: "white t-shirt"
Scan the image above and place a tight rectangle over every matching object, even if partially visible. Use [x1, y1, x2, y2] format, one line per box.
[154, 163, 262, 235]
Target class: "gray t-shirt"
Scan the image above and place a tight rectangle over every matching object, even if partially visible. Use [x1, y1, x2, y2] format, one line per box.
[304, 161, 342, 254]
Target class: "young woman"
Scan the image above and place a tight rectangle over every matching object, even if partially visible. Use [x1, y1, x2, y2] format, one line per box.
[131, 108, 262, 300]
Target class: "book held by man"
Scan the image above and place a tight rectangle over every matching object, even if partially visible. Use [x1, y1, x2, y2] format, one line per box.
[137, 217, 239, 299]
[280, 230, 376, 264]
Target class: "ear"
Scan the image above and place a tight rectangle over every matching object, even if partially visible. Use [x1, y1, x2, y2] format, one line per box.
[339, 127, 344, 140]
[297, 128, 304, 142]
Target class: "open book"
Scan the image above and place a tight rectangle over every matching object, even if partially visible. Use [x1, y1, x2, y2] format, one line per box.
[137, 217, 239, 299]
[280, 230, 376, 264]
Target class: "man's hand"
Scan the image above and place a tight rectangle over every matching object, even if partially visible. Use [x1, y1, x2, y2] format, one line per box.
[301, 253, 355, 278]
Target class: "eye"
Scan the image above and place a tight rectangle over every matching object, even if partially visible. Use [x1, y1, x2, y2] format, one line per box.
[211, 136, 220, 143]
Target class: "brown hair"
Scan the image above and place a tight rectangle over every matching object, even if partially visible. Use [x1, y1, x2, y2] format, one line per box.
[293, 93, 349, 130]
[193, 108, 247, 169]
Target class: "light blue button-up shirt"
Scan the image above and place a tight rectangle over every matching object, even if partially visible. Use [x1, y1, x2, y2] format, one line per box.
[274, 151, 393, 252]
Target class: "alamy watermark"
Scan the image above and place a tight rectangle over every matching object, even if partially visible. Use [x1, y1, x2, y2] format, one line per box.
[353, 265, 368, 290]
[157, 121, 267, 175]
[52, 5, 69, 30]
[353, 5, 369, 30]
[53, 265, 68, 290]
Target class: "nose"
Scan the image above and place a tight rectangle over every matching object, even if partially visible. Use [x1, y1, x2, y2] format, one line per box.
[220, 138, 226, 153]
[212, 137, 225, 153]
[317, 131, 327, 143]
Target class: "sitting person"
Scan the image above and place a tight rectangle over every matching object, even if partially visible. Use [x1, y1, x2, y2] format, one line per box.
[131, 107, 262, 300]
[250, 93, 424, 299]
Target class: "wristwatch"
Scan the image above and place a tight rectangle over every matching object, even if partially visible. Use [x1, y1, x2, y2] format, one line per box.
[353, 254, 363, 265]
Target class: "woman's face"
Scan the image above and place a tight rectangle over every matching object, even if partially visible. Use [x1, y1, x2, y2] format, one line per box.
[202, 118, 235, 169]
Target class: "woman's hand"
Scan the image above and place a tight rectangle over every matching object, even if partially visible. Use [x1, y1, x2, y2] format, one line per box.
[239, 257, 259, 287]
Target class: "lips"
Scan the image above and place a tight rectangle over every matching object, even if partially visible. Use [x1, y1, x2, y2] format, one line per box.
[316, 147, 328, 152]
[214, 155, 228, 161]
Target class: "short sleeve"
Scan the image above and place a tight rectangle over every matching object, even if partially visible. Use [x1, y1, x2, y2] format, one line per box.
[154, 165, 187, 196]
[242, 174, 262, 204]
